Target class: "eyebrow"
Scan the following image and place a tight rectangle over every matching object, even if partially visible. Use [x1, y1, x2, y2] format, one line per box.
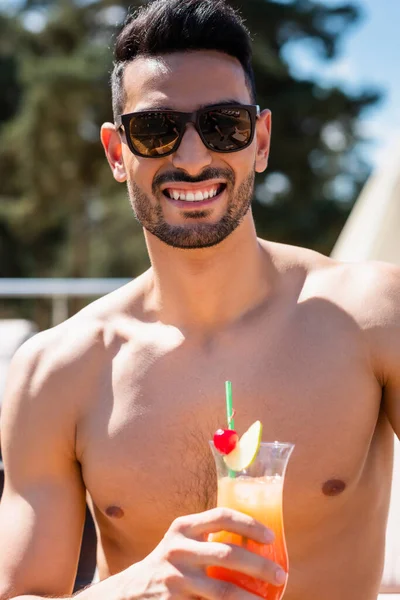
[137, 99, 245, 111]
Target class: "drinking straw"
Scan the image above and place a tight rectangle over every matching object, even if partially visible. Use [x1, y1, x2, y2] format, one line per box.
[226, 380, 234, 429]
[225, 381, 236, 478]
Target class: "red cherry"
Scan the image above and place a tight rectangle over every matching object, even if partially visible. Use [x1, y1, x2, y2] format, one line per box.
[213, 429, 239, 455]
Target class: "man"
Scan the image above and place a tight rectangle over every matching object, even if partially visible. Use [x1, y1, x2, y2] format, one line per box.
[0, 0, 399, 599]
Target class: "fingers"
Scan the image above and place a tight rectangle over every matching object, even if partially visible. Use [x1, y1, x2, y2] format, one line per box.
[199, 541, 286, 586]
[172, 508, 274, 544]
[166, 508, 286, 596]
[173, 539, 286, 587]
[188, 574, 266, 600]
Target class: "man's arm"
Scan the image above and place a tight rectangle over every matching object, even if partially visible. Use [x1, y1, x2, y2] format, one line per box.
[0, 333, 87, 599]
[362, 262, 400, 438]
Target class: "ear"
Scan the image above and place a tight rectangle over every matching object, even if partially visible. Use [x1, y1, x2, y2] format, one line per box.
[100, 123, 127, 183]
[255, 109, 272, 174]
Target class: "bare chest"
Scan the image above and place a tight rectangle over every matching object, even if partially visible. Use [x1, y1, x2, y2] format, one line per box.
[77, 309, 386, 557]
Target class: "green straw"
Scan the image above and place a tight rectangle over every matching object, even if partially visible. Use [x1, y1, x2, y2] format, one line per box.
[226, 381, 234, 429]
[225, 381, 236, 478]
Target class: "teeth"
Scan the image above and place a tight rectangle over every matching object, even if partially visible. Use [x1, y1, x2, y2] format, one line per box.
[166, 186, 222, 201]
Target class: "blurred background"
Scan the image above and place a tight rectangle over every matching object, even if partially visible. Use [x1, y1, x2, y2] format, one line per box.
[1, 0, 399, 329]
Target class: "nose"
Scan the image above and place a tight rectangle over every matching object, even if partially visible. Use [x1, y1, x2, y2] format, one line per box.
[171, 123, 212, 175]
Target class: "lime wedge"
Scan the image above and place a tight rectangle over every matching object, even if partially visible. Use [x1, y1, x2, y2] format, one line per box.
[223, 420, 263, 471]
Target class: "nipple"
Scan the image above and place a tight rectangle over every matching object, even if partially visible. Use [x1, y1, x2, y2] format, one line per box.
[105, 505, 125, 519]
[322, 479, 346, 496]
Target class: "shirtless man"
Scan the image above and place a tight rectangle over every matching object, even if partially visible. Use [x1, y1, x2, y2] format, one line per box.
[0, 0, 399, 599]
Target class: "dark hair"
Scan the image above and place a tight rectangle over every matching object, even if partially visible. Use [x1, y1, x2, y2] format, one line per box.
[111, 0, 256, 120]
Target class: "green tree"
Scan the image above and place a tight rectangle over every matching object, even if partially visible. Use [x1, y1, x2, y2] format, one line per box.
[0, 0, 381, 325]
[238, 0, 380, 250]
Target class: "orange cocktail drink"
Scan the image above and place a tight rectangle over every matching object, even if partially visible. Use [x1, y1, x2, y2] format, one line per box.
[208, 442, 294, 600]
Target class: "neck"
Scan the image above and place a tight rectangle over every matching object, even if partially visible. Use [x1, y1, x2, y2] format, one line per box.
[143, 213, 277, 334]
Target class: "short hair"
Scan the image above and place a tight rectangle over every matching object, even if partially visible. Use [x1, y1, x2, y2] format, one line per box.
[111, 0, 256, 120]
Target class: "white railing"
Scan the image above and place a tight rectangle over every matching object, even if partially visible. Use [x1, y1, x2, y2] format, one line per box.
[0, 278, 131, 325]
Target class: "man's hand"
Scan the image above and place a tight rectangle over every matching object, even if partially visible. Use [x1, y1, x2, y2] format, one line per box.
[119, 507, 286, 599]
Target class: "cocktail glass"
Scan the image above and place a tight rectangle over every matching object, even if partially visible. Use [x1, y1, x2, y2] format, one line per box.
[207, 441, 294, 600]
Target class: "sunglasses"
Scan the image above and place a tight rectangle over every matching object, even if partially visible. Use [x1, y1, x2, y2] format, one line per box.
[115, 103, 260, 158]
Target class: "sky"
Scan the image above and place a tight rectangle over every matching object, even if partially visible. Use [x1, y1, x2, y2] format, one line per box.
[282, 0, 400, 170]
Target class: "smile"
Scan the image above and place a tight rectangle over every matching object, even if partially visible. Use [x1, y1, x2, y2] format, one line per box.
[162, 183, 227, 202]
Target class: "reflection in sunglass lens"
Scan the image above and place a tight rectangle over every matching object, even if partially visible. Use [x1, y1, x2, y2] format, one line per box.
[129, 112, 182, 157]
[199, 108, 252, 151]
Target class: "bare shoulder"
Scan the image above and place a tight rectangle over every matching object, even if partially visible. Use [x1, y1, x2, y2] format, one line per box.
[4, 304, 107, 412]
[344, 259, 400, 310]
[293, 247, 400, 385]
[8, 273, 148, 380]
[263, 238, 400, 316]
[309, 256, 400, 324]
[1, 274, 149, 451]
[0, 314, 101, 465]
[323, 259, 400, 381]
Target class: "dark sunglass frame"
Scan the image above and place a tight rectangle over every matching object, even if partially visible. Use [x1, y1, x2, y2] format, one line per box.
[115, 104, 260, 158]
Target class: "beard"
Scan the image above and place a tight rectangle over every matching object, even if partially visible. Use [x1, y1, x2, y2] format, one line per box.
[126, 167, 255, 249]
